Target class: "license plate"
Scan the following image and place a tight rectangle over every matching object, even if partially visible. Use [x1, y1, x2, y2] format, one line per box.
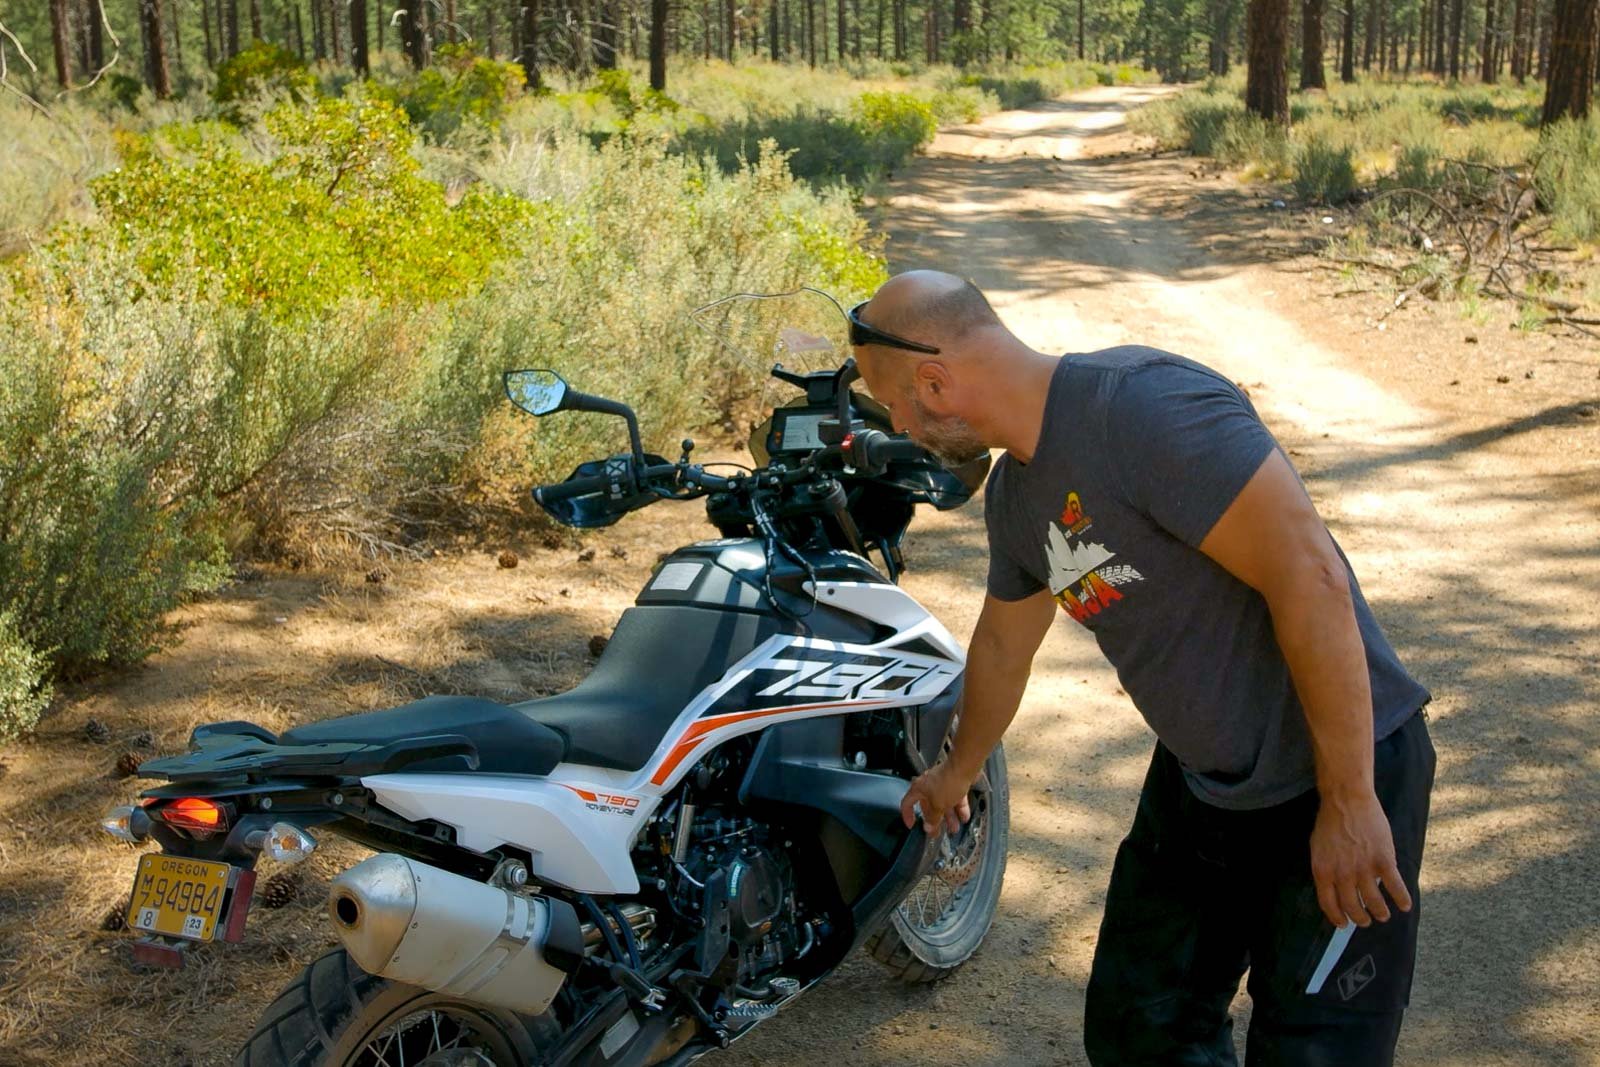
[126, 854, 242, 942]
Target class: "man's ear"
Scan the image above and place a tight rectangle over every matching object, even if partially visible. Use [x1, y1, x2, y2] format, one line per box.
[912, 360, 956, 412]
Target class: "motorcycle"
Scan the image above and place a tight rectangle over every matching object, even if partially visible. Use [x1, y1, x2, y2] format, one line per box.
[101, 289, 1009, 1067]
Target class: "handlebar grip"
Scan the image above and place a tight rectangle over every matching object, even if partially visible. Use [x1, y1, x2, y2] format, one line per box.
[858, 431, 928, 468]
[534, 472, 621, 504]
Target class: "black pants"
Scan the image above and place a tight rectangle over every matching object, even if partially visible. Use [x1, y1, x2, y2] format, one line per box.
[1084, 712, 1435, 1067]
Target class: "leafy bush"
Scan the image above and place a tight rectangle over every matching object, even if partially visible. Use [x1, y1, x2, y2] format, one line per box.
[0, 612, 51, 743]
[1293, 139, 1358, 203]
[86, 96, 534, 312]
[213, 40, 315, 117]
[1534, 113, 1600, 241]
[375, 44, 528, 138]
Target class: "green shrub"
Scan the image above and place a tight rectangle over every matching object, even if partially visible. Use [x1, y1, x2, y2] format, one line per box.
[1534, 113, 1600, 241]
[851, 90, 939, 158]
[375, 44, 527, 138]
[1393, 142, 1443, 190]
[86, 95, 535, 313]
[0, 612, 51, 744]
[1294, 140, 1358, 203]
[213, 40, 315, 118]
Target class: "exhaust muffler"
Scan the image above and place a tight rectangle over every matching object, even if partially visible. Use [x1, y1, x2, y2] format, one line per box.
[329, 853, 578, 1015]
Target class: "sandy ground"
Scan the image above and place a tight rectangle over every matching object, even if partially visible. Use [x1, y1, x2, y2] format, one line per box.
[1, 86, 1596, 1066]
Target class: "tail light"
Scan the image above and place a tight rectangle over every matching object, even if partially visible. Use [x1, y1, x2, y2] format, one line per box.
[153, 797, 233, 836]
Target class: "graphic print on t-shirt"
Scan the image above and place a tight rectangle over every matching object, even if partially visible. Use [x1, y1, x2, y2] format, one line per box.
[1045, 492, 1142, 624]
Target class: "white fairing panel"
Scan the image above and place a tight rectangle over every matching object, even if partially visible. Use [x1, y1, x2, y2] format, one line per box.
[363, 581, 965, 895]
[808, 581, 965, 662]
[361, 773, 657, 894]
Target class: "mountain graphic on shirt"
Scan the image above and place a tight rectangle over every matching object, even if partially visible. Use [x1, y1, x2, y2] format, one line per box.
[1045, 524, 1115, 594]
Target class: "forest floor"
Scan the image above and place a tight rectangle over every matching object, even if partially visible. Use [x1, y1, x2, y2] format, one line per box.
[1, 84, 1597, 1066]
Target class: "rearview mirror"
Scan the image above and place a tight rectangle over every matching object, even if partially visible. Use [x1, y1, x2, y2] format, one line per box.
[504, 370, 567, 416]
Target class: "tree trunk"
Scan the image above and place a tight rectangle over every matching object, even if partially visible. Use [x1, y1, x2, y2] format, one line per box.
[444, 0, 457, 42]
[1077, 0, 1085, 56]
[1341, 0, 1356, 77]
[837, 0, 846, 59]
[139, 0, 173, 95]
[226, 0, 240, 55]
[771, 0, 781, 56]
[1448, 0, 1463, 75]
[249, 0, 262, 40]
[1481, 0, 1498, 77]
[331, 0, 344, 61]
[202, 0, 216, 65]
[1542, 0, 1598, 122]
[951, 0, 969, 63]
[293, 2, 305, 56]
[1246, 0, 1290, 121]
[1362, 0, 1376, 66]
[51, 0, 73, 87]
[648, 0, 666, 87]
[1301, 0, 1327, 85]
[596, 0, 618, 64]
[1510, 0, 1527, 77]
[350, 0, 369, 71]
[170, 0, 184, 75]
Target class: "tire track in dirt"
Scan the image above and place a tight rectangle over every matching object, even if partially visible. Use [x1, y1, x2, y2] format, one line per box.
[725, 85, 1600, 1067]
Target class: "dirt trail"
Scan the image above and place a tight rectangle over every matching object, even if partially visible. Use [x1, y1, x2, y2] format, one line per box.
[723, 85, 1600, 1065]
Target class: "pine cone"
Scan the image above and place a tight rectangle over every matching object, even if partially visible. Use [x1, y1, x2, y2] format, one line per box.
[587, 635, 609, 658]
[609, 546, 628, 560]
[540, 532, 564, 550]
[260, 870, 303, 909]
[102, 895, 130, 931]
[115, 752, 142, 778]
[497, 550, 519, 570]
[83, 719, 111, 743]
[577, 548, 596, 563]
[364, 566, 390, 584]
[130, 730, 155, 750]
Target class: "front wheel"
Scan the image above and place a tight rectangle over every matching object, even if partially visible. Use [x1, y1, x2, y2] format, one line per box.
[866, 743, 1010, 983]
[234, 947, 560, 1067]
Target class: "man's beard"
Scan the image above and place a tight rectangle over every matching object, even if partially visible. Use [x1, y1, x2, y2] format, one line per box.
[908, 393, 990, 467]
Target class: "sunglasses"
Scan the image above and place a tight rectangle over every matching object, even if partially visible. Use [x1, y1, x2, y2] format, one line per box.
[848, 301, 941, 355]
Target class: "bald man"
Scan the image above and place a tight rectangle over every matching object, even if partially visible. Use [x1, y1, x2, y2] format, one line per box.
[853, 271, 1434, 1066]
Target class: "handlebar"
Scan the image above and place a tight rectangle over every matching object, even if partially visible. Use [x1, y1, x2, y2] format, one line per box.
[533, 431, 927, 509]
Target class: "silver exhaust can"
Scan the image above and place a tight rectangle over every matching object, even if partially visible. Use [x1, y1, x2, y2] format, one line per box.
[329, 853, 568, 1015]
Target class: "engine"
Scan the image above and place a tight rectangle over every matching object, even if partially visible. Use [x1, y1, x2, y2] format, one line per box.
[672, 809, 804, 995]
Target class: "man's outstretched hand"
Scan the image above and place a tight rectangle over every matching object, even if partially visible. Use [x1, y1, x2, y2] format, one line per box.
[1310, 789, 1412, 928]
[901, 760, 973, 836]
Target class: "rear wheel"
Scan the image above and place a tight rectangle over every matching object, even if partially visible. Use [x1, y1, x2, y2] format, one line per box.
[234, 947, 560, 1067]
[866, 744, 1010, 983]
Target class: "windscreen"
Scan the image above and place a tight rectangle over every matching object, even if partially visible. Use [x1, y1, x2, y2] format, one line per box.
[689, 287, 853, 429]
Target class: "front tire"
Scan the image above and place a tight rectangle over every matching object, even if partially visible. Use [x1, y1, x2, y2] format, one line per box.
[234, 948, 560, 1067]
[866, 743, 1010, 983]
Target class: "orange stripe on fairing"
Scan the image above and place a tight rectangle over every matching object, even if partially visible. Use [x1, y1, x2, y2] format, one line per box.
[648, 699, 892, 786]
[554, 783, 599, 802]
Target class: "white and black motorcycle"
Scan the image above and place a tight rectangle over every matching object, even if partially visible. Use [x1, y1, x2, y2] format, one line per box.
[101, 290, 1009, 1067]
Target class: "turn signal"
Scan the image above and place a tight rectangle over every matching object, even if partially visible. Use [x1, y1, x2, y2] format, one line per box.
[100, 805, 148, 843]
[158, 797, 230, 835]
[262, 822, 317, 864]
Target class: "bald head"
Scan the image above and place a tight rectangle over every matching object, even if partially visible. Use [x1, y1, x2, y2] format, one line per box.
[861, 270, 1002, 353]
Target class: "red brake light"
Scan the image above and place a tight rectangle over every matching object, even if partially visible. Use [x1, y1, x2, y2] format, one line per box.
[157, 797, 230, 835]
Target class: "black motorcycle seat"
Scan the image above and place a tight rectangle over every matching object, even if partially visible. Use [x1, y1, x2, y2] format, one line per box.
[279, 695, 566, 776]
[516, 605, 793, 773]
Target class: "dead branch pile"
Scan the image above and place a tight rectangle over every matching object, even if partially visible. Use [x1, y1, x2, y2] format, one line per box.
[1337, 161, 1597, 339]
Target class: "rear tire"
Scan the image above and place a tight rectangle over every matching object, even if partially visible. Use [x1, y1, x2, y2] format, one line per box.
[866, 744, 1010, 983]
[234, 947, 560, 1067]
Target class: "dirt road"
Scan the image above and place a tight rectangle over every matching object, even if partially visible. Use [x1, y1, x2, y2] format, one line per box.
[721, 85, 1600, 1065]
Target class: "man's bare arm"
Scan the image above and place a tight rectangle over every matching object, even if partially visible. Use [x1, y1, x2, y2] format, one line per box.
[1198, 449, 1410, 928]
[900, 590, 1056, 835]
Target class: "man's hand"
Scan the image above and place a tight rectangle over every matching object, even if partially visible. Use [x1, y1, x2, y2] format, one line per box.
[1310, 789, 1412, 927]
[900, 760, 973, 836]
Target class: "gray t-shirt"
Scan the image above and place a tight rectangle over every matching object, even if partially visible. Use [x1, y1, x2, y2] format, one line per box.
[985, 347, 1429, 809]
